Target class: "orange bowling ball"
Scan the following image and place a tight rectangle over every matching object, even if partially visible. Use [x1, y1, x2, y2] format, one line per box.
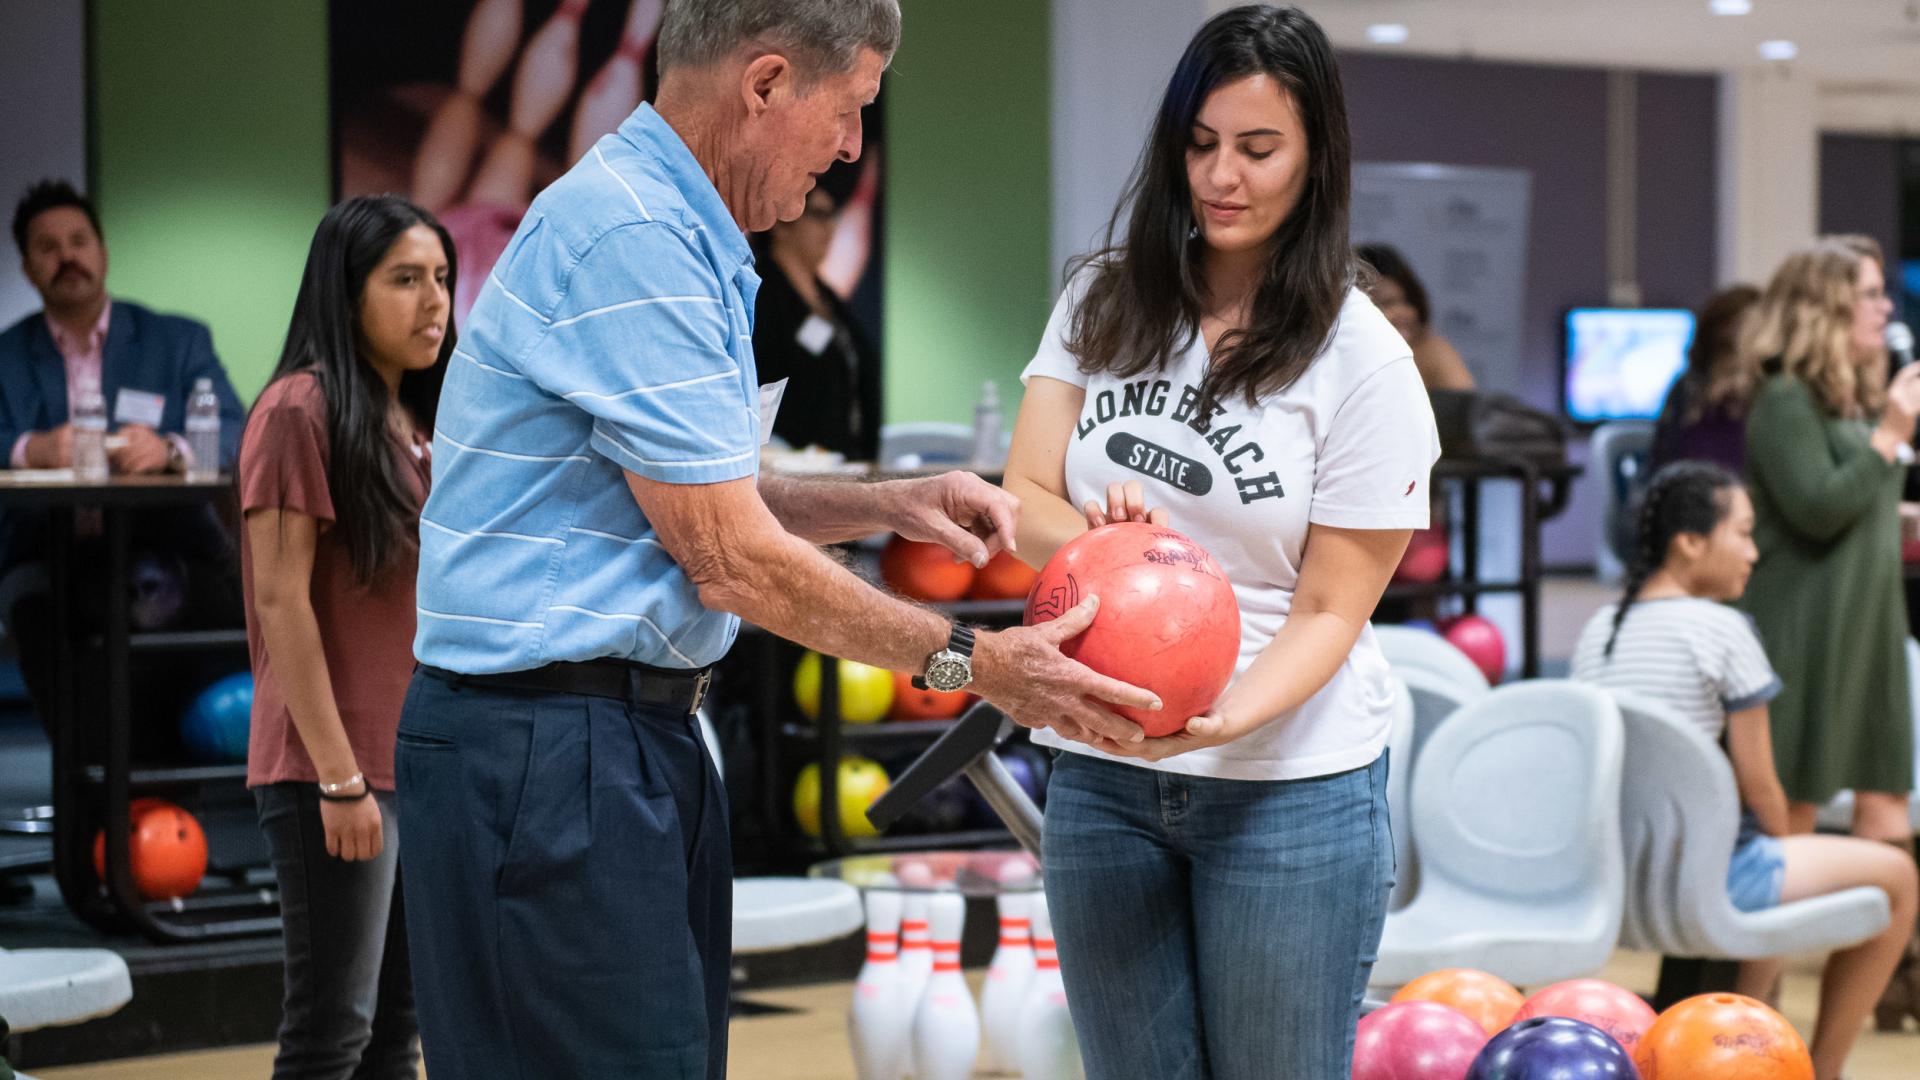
[889, 670, 970, 720]
[1390, 968, 1525, 1036]
[1633, 993, 1812, 1080]
[969, 551, 1039, 600]
[880, 537, 976, 602]
[1515, 978, 1658, 1056]
[93, 797, 208, 901]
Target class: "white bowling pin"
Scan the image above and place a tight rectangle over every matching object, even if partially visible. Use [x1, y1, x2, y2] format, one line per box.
[850, 890, 911, 1080]
[457, 0, 524, 97]
[911, 893, 980, 1080]
[568, 0, 661, 160]
[1017, 895, 1083, 1080]
[978, 891, 1036, 1074]
[897, 891, 933, 1012]
[507, 0, 588, 137]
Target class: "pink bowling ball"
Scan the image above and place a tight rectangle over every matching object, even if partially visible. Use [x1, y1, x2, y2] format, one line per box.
[1353, 1000, 1490, 1080]
[1441, 614, 1506, 684]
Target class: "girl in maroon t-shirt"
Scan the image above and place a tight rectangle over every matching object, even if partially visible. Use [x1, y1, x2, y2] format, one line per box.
[240, 195, 454, 1077]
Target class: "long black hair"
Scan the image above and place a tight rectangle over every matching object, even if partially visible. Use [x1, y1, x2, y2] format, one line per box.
[256, 195, 455, 584]
[1063, 4, 1355, 406]
[1604, 460, 1741, 658]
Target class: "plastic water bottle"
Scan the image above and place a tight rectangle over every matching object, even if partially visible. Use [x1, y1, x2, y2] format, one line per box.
[971, 380, 1003, 468]
[184, 377, 221, 481]
[71, 377, 109, 482]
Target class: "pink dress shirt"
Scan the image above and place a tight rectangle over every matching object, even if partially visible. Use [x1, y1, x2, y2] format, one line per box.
[10, 300, 192, 469]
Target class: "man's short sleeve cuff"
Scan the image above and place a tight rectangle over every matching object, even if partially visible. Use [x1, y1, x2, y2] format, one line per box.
[590, 422, 758, 485]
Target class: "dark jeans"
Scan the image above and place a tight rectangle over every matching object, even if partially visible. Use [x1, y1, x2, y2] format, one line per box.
[255, 783, 417, 1080]
[395, 669, 731, 1080]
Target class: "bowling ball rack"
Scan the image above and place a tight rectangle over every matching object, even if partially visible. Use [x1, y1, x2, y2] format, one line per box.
[737, 591, 1035, 862]
[0, 477, 280, 943]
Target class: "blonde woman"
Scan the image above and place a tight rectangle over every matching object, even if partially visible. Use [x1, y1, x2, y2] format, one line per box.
[1738, 235, 1920, 1028]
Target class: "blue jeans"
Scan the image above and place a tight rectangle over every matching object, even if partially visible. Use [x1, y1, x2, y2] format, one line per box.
[395, 669, 731, 1080]
[1041, 750, 1393, 1079]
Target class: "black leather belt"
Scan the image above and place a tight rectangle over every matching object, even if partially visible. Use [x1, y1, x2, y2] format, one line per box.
[422, 659, 711, 715]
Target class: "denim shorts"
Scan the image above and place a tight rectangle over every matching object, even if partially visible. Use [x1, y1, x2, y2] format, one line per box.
[1040, 749, 1394, 1079]
[1726, 832, 1787, 913]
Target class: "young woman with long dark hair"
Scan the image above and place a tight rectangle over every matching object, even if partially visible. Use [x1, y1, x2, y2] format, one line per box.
[240, 195, 454, 1079]
[1001, 7, 1439, 1075]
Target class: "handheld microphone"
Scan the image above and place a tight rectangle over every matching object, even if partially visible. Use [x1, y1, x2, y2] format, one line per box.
[1891, 321, 1916, 371]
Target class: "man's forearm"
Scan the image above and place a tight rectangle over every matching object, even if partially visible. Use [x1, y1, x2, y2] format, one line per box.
[711, 526, 949, 672]
[759, 472, 899, 544]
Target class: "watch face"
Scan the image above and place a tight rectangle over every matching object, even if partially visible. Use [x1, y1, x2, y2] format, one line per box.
[926, 656, 971, 693]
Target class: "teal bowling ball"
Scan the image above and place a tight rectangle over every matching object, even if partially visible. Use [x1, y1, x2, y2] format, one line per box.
[181, 673, 252, 762]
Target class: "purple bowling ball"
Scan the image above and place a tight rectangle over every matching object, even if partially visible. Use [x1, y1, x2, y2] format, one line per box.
[1464, 1017, 1635, 1080]
[130, 551, 188, 631]
[963, 745, 1049, 827]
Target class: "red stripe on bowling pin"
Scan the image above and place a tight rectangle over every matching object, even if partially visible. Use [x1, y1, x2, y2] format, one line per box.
[1034, 935, 1059, 970]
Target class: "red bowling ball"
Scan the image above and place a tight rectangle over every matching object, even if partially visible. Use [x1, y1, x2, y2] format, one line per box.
[1353, 1000, 1489, 1080]
[1024, 522, 1240, 737]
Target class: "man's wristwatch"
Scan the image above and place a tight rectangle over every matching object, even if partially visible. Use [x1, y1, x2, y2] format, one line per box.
[914, 623, 975, 693]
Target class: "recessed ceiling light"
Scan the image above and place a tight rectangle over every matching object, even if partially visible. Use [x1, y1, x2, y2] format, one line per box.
[1758, 39, 1798, 61]
[1709, 0, 1752, 15]
[1366, 23, 1410, 45]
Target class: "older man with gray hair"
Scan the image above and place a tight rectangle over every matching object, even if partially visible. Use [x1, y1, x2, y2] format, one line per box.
[397, 1, 1157, 1075]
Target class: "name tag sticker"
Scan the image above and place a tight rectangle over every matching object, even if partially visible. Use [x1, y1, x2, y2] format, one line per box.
[758, 379, 789, 446]
[113, 388, 166, 428]
[796, 314, 834, 356]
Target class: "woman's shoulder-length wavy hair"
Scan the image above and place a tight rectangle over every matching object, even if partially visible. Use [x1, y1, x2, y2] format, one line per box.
[1742, 234, 1885, 419]
[1060, 4, 1355, 407]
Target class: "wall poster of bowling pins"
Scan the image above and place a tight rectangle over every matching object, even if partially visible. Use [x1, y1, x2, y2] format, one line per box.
[329, 0, 887, 328]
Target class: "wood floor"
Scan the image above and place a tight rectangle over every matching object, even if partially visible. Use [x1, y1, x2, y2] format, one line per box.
[33, 949, 1919, 1079]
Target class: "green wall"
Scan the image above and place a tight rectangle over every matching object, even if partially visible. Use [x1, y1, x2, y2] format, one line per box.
[88, 0, 1052, 420]
[883, 0, 1052, 425]
[91, 0, 331, 400]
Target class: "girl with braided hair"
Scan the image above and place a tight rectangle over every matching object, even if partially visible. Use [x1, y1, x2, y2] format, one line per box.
[1572, 460, 1916, 1080]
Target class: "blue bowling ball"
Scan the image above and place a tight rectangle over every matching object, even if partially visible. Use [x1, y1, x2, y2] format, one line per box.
[181, 673, 253, 762]
[1465, 1017, 1635, 1080]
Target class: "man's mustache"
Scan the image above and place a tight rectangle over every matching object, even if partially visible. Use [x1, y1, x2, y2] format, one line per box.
[54, 263, 92, 282]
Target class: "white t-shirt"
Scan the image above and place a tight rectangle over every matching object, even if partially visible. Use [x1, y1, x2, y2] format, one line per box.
[1021, 277, 1440, 781]
[1570, 598, 1781, 745]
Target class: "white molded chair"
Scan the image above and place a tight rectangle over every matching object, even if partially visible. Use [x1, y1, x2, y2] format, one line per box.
[1376, 626, 1491, 703]
[732, 878, 864, 956]
[1591, 420, 1655, 583]
[1611, 690, 1891, 960]
[1386, 667, 1481, 911]
[0, 945, 132, 1040]
[1372, 681, 1626, 990]
[1816, 636, 1920, 832]
[879, 421, 974, 469]
[1383, 678, 1417, 912]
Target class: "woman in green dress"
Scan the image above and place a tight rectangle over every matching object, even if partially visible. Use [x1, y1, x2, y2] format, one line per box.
[1742, 235, 1918, 846]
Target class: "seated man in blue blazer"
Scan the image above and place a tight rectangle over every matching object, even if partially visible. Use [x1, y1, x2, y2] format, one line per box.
[3, 180, 244, 477]
[3, 180, 248, 745]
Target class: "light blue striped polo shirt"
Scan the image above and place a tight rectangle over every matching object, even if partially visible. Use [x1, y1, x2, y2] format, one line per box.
[414, 104, 761, 674]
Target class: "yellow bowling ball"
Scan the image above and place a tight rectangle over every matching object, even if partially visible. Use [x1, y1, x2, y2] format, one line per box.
[793, 653, 895, 724]
[793, 757, 890, 839]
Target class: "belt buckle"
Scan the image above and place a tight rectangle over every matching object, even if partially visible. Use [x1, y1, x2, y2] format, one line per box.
[689, 669, 712, 715]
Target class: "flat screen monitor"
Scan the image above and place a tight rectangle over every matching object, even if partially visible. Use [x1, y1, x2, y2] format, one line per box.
[1563, 307, 1695, 424]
